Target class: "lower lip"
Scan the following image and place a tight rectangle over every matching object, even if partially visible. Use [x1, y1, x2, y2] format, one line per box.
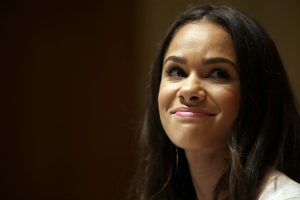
[174, 111, 213, 118]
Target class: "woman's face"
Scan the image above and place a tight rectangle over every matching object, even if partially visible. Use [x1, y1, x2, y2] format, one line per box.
[158, 21, 240, 150]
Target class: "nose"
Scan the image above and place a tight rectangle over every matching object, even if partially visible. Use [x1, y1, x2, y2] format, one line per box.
[177, 75, 206, 104]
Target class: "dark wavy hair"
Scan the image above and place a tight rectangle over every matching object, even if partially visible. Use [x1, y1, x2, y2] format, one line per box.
[128, 4, 300, 200]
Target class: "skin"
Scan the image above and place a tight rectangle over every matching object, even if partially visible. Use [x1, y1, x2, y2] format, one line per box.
[158, 20, 241, 199]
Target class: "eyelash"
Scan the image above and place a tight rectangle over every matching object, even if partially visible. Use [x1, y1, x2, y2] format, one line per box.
[165, 66, 230, 81]
[209, 68, 230, 80]
[166, 67, 187, 78]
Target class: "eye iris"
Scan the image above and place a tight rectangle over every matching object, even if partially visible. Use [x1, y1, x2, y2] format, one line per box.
[169, 68, 185, 77]
[213, 70, 228, 79]
[176, 70, 185, 77]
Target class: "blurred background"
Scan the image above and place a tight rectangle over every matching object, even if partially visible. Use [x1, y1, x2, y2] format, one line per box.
[1, 0, 299, 199]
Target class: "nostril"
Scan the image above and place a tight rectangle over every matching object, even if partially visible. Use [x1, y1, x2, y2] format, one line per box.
[190, 96, 199, 101]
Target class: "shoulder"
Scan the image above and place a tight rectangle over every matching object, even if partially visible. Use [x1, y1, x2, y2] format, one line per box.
[257, 169, 300, 200]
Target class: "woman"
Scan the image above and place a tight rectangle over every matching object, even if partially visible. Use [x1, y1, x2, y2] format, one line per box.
[129, 5, 300, 200]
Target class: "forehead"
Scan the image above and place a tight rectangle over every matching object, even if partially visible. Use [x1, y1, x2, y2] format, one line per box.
[165, 21, 236, 62]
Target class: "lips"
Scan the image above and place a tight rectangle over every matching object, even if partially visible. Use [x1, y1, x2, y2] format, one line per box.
[170, 107, 217, 118]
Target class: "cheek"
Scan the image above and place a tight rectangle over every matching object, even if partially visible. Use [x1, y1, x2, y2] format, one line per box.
[158, 82, 178, 111]
[158, 82, 180, 140]
[214, 85, 241, 121]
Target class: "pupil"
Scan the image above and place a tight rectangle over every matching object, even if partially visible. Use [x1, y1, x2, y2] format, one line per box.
[217, 71, 227, 78]
[177, 71, 183, 77]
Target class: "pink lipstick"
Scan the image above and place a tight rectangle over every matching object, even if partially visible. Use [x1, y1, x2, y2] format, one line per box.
[171, 107, 217, 118]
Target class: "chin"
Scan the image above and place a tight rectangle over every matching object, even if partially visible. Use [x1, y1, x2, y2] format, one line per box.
[167, 130, 228, 151]
[169, 135, 223, 151]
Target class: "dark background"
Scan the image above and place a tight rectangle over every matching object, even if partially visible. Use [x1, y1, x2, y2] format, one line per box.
[1, 1, 137, 200]
[1, 1, 299, 200]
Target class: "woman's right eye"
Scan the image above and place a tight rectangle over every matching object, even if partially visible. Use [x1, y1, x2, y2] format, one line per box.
[166, 67, 186, 78]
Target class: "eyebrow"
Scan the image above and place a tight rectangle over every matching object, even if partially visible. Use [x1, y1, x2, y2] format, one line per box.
[164, 56, 187, 65]
[202, 57, 237, 68]
[164, 56, 237, 68]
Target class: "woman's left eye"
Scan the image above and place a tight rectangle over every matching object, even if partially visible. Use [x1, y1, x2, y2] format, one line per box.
[210, 69, 230, 80]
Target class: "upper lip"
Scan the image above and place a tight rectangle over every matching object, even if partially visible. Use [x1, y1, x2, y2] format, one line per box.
[170, 107, 217, 116]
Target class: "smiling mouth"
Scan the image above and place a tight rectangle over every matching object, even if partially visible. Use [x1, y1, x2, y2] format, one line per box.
[171, 107, 217, 118]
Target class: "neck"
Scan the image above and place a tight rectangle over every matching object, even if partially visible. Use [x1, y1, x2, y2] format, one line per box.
[185, 147, 227, 200]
